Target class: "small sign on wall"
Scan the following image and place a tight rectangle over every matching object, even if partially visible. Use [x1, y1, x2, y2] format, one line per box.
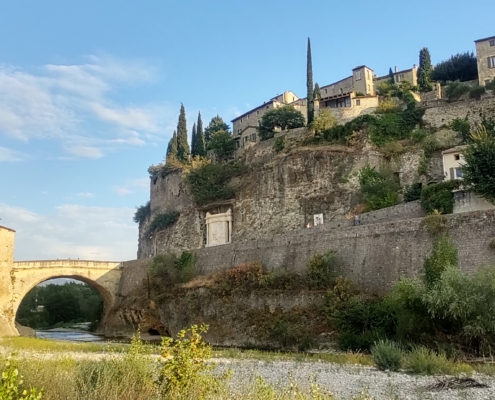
[314, 213, 324, 226]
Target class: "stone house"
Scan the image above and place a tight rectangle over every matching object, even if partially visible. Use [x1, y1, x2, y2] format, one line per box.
[442, 145, 467, 181]
[374, 65, 418, 88]
[475, 35, 495, 86]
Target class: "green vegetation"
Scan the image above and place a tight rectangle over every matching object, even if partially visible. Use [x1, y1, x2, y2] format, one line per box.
[431, 52, 478, 83]
[273, 136, 285, 152]
[149, 251, 198, 288]
[193, 111, 206, 157]
[371, 340, 403, 372]
[486, 78, 495, 91]
[258, 105, 305, 140]
[450, 117, 471, 143]
[133, 201, 151, 224]
[469, 85, 486, 100]
[306, 37, 314, 125]
[1, 357, 43, 400]
[166, 130, 178, 163]
[185, 161, 246, 205]
[176, 103, 190, 162]
[462, 125, 495, 202]
[320, 114, 376, 144]
[204, 115, 230, 144]
[443, 81, 470, 102]
[150, 211, 180, 233]
[307, 251, 340, 289]
[358, 166, 400, 211]
[420, 180, 461, 214]
[423, 235, 458, 288]
[417, 47, 433, 92]
[403, 182, 422, 202]
[310, 109, 337, 134]
[209, 130, 235, 160]
[16, 282, 103, 330]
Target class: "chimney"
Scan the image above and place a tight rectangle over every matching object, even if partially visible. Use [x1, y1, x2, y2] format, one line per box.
[395, 66, 398, 73]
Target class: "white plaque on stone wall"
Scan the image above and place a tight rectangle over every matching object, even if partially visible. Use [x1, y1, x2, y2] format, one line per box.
[314, 213, 324, 226]
[205, 208, 232, 247]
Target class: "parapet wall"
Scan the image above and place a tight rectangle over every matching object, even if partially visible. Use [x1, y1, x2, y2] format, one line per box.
[194, 210, 495, 293]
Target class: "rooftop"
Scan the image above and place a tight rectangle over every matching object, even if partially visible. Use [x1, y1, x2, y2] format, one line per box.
[474, 35, 495, 43]
[0, 225, 16, 233]
[442, 145, 468, 155]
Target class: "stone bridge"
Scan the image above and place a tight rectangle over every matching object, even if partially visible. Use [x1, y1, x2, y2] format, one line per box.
[0, 226, 123, 337]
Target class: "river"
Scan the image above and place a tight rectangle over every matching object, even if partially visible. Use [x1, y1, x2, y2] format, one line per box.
[36, 330, 105, 342]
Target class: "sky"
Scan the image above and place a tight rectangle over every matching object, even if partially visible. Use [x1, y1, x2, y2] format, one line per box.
[0, 0, 494, 261]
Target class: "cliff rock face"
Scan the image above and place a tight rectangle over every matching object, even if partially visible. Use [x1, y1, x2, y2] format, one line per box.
[139, 135, 442, 257]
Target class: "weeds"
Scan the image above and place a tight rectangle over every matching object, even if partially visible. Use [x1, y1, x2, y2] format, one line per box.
[371, 340, 403, 372]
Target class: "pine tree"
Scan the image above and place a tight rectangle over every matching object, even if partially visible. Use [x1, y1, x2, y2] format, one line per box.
[417, 47, 433, 92]
[314, 82, 321, 100]
[194, 111, 206, 157]
[307, 37, 314, 125]
[388, 67, 395, 84]
[205, 115, 230, 143]
[191, 122, 197, 156]
[166, 130, 178, 162]
[176, 103, 190, 162]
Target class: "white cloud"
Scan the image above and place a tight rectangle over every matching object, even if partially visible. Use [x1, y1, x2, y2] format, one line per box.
[0, 146, 28, 162]
[114, 177, 149, 196]
[0, 56, 171, 158]
[0, 203, 137, 261]
[77, 192, 94, 198]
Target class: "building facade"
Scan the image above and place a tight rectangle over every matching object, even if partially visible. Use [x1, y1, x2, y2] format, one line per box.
[475, 36, 495, 86]
[442, 145, 467, 181]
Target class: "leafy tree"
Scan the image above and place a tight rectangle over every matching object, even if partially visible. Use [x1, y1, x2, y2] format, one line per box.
[205, 115, 230, 143]
[310, 108, 337, 134]
[194, 111, 206, 157]
[417, 48, 433, 92]
[176, 103, 190, 162]
[307, 37, 314, 125]
[388, 67, 395, 85]
[462, 126, 495, 202]
[314, 82, 321, 100]
[191, 122, 197, 156]
[258, 105, 305, 140]
[166, 130, 178, 162]
[431, 52, 478, 83]
[423, 235, 458, 288]
[209, 130, 235, 160]
[358, 166, 400, 211]
[443, 81, 470, 102]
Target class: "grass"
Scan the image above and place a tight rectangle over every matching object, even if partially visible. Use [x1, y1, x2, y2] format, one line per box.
[0, 337, 130, 354]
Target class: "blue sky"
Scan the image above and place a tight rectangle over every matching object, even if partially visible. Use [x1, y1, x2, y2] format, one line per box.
[0, 0, 493, 261]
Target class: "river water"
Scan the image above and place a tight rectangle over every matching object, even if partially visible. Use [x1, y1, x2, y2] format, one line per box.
[36, 330, 105, 342]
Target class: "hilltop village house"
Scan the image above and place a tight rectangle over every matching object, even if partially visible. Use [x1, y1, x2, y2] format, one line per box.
[232, 35, 494, 156]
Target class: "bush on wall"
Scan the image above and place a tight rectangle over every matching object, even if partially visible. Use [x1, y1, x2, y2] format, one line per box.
[358, 166, 400, 211]
[133, 201, 151, 224]
[150, 211, 180, 233]
[420, 180, 461, 214]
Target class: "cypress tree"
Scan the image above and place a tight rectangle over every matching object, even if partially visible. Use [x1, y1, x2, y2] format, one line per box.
[176, 103, 190, 161]
[388, 67, 395, 84]
[307, 37, 314, 125]
[191, 122, 197, 156]
[314, 82, 321, 100]
[166, 130, 178, 162]
[194, 111, 206, 157]
[417, 47, 433, 92]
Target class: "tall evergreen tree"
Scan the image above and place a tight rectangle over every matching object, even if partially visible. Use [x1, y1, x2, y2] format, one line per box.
[388, 67, 395, 84]
[314, 82, 321, 100]
[417, 47, 433, 92]
[194, 111, 206, 157]
[191, 122, 197, 156]
[166, 130, 178, 162]
[205, 115, 230, 143]
[176, 103, 190, 161]
[307, 37, 314, 125]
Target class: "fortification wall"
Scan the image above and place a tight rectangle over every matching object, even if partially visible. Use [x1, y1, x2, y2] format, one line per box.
[195, 211, 495, 293]
[423, 95, 495, 128]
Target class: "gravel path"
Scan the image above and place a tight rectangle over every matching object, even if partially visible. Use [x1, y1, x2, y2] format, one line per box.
[213, 358, 495, 400]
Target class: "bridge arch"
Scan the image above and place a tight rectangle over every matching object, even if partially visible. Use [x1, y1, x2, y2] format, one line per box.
[6, 260, 122, 336]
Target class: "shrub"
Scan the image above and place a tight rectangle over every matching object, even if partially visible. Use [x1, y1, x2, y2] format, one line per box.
[443, 81, 470, 102]
[133, 201, 151, 224]
[273, 136, 285, 152]
[149, 251, 197, 286]
[0, 357, 43, 400]
[420, 180, 461, 214]
[185, 161, 247, 205]
[404, 347, 451, 375]
[469, 85, 486, 100]
[310, 108, 337, 134]
[404, 182, 422, 202]
[431, 52, 478, 83]
[175, 251, 198, 283]
[450, 117, 471, 143]
[486, 78, 495, 91]
[371, 340, 403, 371]
[410, 129, 428, 144]
[358, 166, 400, 211]
[150, 211, 180, 233]
[423, 235, 458, 288]
[421, 211, 448, 236]
[306, 250, 340, 289]
[209, 130, 236, 160]
[375, 99, 402, 114]
[224, 261, 263, 286]
[323, 114, 377, 143]
[258, 105, 305, 140]
[462, 126, 495, 202]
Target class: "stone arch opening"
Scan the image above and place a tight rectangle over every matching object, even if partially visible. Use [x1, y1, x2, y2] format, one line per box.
[14, 275, 113, 334]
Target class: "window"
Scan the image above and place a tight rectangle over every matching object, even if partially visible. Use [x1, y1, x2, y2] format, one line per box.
[490, 39, 495, 47]
[489, 56, 495, 68]
[454, 154, 460, 161]
[356, 99, 361, 106]
[355, 70, 362, 80]
[256, 110, 260, 115]
[240, 118, 243, 123]
[339, 88, 343, 95]
[455, 168, 463, 179]
[324, 89, 327, 94]
[266, 106, 269, 109]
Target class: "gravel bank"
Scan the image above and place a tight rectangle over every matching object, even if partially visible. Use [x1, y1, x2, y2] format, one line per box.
[214, 358, 495, 399]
